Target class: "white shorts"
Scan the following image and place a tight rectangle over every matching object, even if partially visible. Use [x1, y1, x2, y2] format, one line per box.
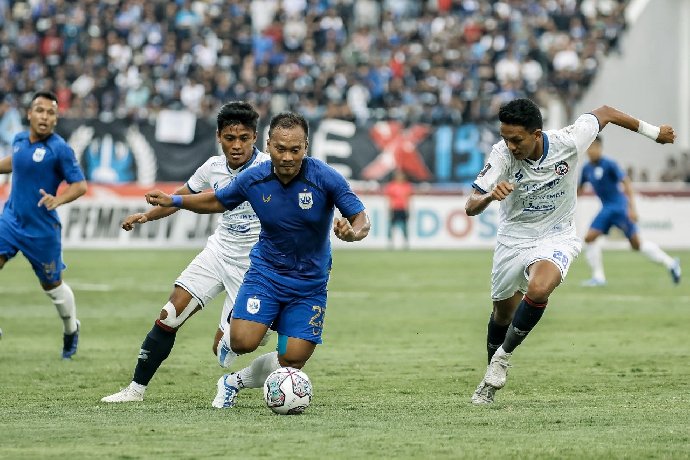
[174, 246, 248, 332]
[491, 235, 582, 301]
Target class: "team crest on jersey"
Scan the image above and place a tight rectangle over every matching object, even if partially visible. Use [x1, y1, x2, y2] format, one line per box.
[32, 147, 46, 162]
[247, 297, 261, 314]
[299, 191, 313, 209]
[554, 161, 569, 176]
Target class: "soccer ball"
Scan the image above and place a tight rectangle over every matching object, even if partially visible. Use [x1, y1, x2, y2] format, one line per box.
[263, 367, 312, 415]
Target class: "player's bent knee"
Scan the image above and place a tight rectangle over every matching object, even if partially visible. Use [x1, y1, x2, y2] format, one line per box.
[158, 298, 200, 330]
[278, 355, 307, 369]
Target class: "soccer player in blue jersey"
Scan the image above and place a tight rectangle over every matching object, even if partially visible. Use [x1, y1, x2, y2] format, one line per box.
[466, 98, 676, 404]
[0, 91, 87, 359]
[145, 111, 370, 408]
[578, 136, 681, 286]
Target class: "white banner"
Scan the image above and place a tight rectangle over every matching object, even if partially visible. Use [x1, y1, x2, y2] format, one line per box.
[43, 191, 690, 250]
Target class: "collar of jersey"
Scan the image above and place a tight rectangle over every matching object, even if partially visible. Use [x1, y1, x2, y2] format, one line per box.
[226, 146, 260, 174]
[525, 132, 549, 165]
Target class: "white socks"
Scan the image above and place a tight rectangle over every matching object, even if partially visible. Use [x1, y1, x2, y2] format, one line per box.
[640, 240, 675, 268]
[45, 282, 78, 334]
[584, 240, 606, 281]
[232, 352, 280, 389]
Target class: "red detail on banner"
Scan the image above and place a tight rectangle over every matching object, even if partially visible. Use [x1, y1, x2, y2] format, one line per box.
[363, 122, 432, 181]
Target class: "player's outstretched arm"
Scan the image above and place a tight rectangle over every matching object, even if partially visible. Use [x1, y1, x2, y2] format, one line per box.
[146, 189, 225, 213]
[465, 181, 514, 216]
[122, 185, 192, 230]
[38, 180, 87, 211]
[333, 210, 370, 242]
[0, 155, 11, 174]
[590, 105, 676, 144]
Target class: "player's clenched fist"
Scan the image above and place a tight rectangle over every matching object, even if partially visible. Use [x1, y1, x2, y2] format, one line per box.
[333, 217, 355, 242]
[122, 213, 148, 231]
[491, 181, 515, 201]
[145, 190, 173, 207]
[656, 125, 676, 144]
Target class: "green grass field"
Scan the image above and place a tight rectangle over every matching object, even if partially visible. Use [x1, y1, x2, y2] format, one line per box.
[1, 249, 689, 459]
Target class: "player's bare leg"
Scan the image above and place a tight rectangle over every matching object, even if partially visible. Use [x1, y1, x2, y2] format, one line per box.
[101, 285, 201, 402]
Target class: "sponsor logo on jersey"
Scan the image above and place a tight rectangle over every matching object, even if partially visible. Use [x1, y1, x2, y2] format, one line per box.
[228, 223, 250, 233]
[32, 147, 46, 162]
[478, 163, 492, 177]
[262, 194, 271, 203]
[299, 191, 313, 209]
[554, 160, 569, 175]
[247, 296, 261, 314]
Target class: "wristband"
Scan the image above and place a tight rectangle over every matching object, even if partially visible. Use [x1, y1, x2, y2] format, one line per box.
[171, 194, 183, 207]
[637, 120, 660, 141]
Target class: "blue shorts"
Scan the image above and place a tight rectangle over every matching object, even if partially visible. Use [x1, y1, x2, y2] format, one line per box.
[233, 268, 327, 344]
[0, 216, 65, 284]
[590, 206, 638, 239]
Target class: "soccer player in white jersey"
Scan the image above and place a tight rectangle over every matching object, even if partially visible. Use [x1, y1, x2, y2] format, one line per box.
[465, 98, 676, 404]
[102, 101, 272, 403]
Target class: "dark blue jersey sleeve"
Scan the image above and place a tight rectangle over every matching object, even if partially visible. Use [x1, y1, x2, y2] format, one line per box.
[57, 141, 85, 184]
[326, 166, 365, 218]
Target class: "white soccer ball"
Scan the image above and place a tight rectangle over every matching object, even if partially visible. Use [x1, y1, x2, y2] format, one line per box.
[263, 367, 312, 415]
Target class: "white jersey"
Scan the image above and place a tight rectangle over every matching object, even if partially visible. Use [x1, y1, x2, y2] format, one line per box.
[186, 147, 270, 266]
[473, 113, 600, 247]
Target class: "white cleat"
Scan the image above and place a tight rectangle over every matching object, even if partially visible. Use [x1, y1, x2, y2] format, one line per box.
[101, 385, 144, 403]
[211, 374, 239, 408]
[581, 278, 606, 287]
[484, 351, 512, 389]
[471, 380, 497, 405]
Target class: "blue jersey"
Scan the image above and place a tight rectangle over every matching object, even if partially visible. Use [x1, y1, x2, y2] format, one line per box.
[3, 131, 85, 237]
[579, 156, 627, 210]
[215, 156, 365, 290]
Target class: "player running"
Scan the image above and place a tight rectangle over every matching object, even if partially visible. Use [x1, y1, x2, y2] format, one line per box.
[145, 111, 370, 409]
[101, 101, 272, 403]
[0, 91, 87, 359]
[465, 98, 676, 404]
[578, 136, 681, 286]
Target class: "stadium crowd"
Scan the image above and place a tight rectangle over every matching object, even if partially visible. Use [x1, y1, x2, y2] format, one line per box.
[0, 0, 629, 128]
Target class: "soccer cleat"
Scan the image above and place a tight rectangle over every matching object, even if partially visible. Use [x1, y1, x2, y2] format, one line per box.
[211, 374, 240, 408]
[670, 258, 681, 284]
[62, 320, 80, 359]
[581, 278, 606, 287]
[101, 385, 145, 403]
[471, 379, 497, 405]
[484, 351, 512, 389]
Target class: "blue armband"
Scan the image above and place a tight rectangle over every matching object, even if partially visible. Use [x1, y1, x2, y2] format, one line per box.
[171, 194, 183, 207]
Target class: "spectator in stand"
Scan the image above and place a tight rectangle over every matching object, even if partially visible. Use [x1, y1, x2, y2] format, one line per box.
[0, 0, 630, 125]
[659, 157, 684, 182]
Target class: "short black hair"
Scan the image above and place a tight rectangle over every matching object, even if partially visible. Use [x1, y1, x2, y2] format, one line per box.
[268, 112, 309, 140]
[217, 101, 259, 132]
[498, 98, 543, 132]
[31, 91, 58, 105]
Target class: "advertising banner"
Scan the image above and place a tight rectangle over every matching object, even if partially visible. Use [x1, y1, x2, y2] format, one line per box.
[55, 118, 497, 186]
[2, 184, 687, 250]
